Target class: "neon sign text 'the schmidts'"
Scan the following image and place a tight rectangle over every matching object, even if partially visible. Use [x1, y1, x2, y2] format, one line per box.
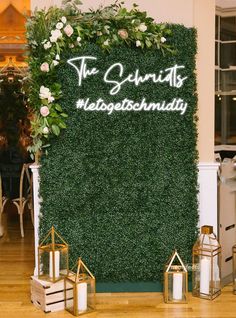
[67, 55, 189, 115]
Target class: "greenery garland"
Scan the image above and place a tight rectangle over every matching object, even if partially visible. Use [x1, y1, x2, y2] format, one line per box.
[26, 0, 174, 155]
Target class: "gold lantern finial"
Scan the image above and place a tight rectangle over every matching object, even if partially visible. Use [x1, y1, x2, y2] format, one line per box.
[38, 226, 69, 283]
[201, 225, 213, 235]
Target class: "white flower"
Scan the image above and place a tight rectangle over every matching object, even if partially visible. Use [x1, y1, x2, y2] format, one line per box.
[77, 36, 81, 43]
[40, 106, 50, 117]
[103, 39, 109, 46]
[55, 54, 60, 60]
[39, 86, 50, 99]
[161, 36, 166, 43]
[41, 39, 47, 44]
[136, 40, 141, 47]
[56, 22, 63, 30]
[43, 41, 52, 49]
[48, 96, 55, 103]
[40, 62, 50, 72]
[61, 16, 67, 24]
[64, 24, 74, 37]
[50, 29, 62, 43]
[42, 127, 49, 134]
[39, 86, 54, 103]
[97, 31, 102, 36]
[69, 43, 74, 48]
[52, 60, 59, 66]
[139, 23, 147, 32]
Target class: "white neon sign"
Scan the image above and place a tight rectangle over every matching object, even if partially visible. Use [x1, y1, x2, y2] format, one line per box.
[67, 55, 189, 115]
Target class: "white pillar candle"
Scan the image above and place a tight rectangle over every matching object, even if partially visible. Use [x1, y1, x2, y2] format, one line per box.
[49, 250, 60, 279]
[200, 257, 211, 294]
[77, 282, 87, 312]
[173, 273, 183, 300]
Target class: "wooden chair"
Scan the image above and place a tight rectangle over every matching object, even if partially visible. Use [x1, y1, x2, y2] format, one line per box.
[12, 163, 33, 237]
[0, 173, 8, 237]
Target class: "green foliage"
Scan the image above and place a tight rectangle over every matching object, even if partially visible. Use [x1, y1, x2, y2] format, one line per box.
[39, 25, 198, 285]
[26, 1, 174, 155]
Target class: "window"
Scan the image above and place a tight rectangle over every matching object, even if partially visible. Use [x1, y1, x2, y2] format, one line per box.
[215, 14, 236, 145]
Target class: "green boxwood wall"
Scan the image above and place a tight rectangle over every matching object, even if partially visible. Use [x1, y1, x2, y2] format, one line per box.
[40, 25, 198, 288]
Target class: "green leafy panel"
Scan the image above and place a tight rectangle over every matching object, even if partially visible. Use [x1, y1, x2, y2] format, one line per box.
[40, 25, 198, 283]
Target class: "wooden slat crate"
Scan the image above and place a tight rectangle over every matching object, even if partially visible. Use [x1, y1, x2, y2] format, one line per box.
[30, 276, 73, 313]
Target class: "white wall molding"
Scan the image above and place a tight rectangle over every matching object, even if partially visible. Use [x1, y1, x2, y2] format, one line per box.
[198, 162, 220, 235]
[30, 163, 41, 276]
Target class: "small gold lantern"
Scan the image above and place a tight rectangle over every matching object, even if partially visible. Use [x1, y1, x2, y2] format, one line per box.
[232, 244, 236, 294]
[192, 225, 221, 300]
[65, 258, 95, 316]
[164, 249, 188, 303]
[38, 226, 69, 282]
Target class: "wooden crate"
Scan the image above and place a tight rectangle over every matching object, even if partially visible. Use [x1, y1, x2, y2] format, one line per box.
[31, 276, 73, 313]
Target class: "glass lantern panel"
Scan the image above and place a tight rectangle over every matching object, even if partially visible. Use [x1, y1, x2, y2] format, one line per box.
[38, 248, 50, 277]
[166, 272, 186, 303]
[87, 277, 96, 310]
[65, 278, 75, 314]
[76, 277, 95, 314]
[192, 253, 200, 297]
[211, 253, 221, 297]
[59, 246, 68, 276]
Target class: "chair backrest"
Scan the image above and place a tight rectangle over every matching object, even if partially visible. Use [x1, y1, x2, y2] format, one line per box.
[19, 163, 31, 201]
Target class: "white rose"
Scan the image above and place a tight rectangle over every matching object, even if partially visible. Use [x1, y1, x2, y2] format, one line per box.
[43, 41, 52, 49]
[136, 40, 141, 47]
[39, 86, 51, 99]
[39, 86, 54, 103]
[55, 54, 60, 60]
[77, 36, 81, 43]
[103, 39, 109, 46]
[40, 62, 50, 72]
[161, 36, 166, 43]
[56, 22, 63, 30]
[50, 29, 62, 42]
[52, 60, 59, 66]
[42, 127, 49, 134]
[64, 24, 74, 37]
[61, 16, 67, 24]
[40, 106, 50, 117]
[139, 23, 147, 32]
[69, 43, 74, 48]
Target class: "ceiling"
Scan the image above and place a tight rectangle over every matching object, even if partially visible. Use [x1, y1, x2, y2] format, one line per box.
[216, 0, 236, 8]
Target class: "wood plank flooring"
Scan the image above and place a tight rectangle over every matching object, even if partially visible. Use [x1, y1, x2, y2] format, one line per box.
[0, 202, 236, 318]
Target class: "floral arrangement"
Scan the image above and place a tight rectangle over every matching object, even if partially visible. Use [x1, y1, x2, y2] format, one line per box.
[26, 0, 173, 156]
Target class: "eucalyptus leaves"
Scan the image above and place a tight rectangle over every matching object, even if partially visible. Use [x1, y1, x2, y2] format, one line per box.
[26, 0, 174, 155]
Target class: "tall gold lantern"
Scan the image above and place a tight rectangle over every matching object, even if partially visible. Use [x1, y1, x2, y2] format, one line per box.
[65, 258, 96, 316]
[192, 225, 221, 300]
[164, 250, 188, 303]
[38, 226, 69, 283]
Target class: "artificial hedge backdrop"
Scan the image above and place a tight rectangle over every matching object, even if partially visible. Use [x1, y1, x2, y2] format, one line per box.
[40, 24, 198, 287]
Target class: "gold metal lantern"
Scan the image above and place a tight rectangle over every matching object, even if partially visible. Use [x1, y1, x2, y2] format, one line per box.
[232, 244, 236, 294]
[38, 226, 69, 283]
[192, 225, 221, 300]
[64, 258, 96, 316]
[164, 249, 188, 303]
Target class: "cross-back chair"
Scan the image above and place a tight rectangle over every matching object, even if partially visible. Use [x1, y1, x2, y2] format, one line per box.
[12, 163, 33, 237]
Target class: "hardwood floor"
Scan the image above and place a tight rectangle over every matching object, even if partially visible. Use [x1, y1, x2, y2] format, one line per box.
[0, 203, 236, 318]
